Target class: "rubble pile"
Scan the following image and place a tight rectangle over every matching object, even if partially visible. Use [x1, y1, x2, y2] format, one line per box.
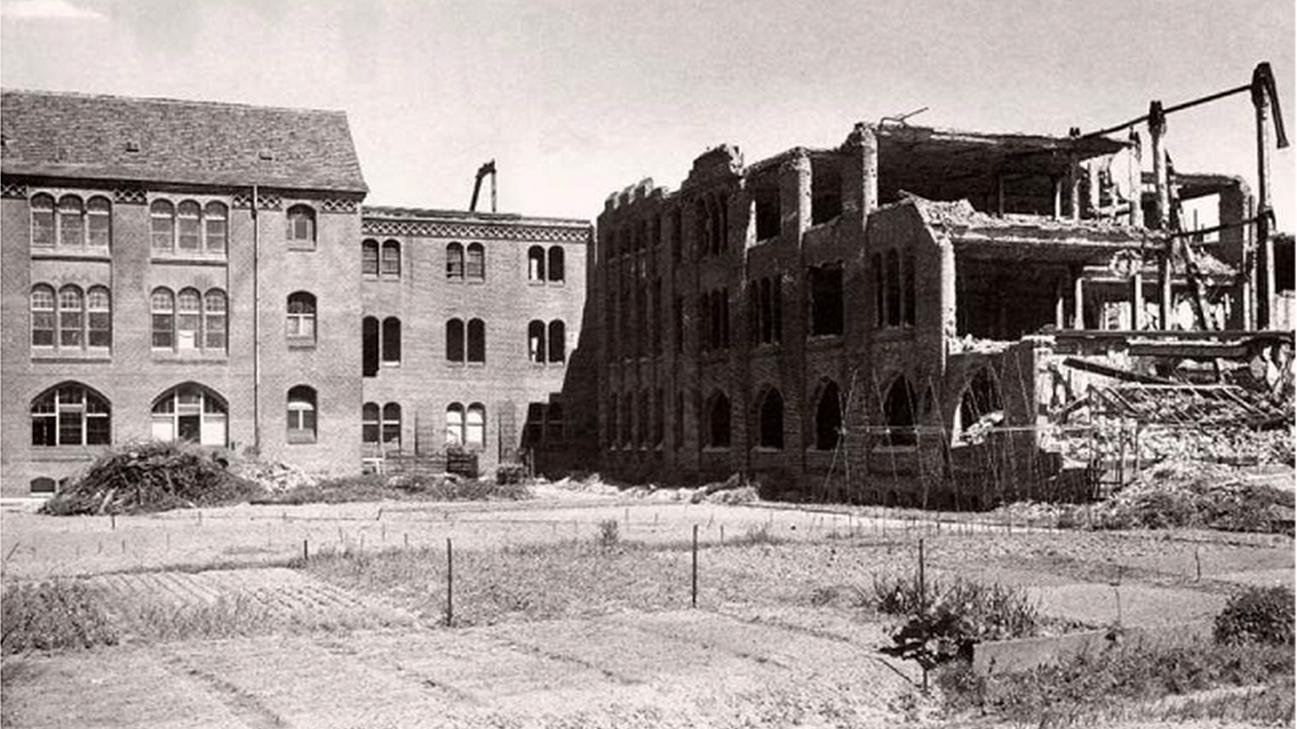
[232, 459, 317, 493]
[40, 441, 259, 515]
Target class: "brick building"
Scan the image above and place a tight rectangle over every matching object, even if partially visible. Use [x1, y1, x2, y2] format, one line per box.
[1, 90, 589, 496]
[584, 120, 1289, 507]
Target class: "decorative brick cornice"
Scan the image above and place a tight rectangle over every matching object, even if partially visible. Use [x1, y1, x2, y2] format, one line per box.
[362, 218, 589, 243]
[1, 183, 28, 199]
[319, 197, 358, 214]
[231, 192, 282, 210]
[113, 187, 147, 205]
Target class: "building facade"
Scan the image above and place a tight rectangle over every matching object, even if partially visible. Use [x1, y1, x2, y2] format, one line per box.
[584, 121, 1286, 507]
[1, 90, 589, 496]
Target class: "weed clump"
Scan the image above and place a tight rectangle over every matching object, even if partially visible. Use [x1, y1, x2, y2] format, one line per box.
[596, 519, 620, 549]
[873, 575, 1040, 667]
[1214, 585, 1295, 647]
[1, 581, 118, 654]
[40, 441, 258, 515]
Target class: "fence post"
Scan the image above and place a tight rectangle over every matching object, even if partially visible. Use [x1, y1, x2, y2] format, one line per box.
[303, 538, 309, 562]
[445, 537, 454, 626]
[691, 524, 699, 608]
[918, 536, 928, 693]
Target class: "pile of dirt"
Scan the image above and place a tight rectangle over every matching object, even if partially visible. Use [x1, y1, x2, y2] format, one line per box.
[1096, 460, 1295, 533]
[40, 441, 260, 515]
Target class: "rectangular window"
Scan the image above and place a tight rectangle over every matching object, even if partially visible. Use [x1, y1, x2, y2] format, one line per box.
[59, 309, 82, 347]
[88, 310, 111, 348]
[32, 210, 55, 247]
[810, 265, 845, 336]
[206, 315, 226, 350]
[205, 219, 227, 253]
[86, 415, 110, 445]
[88, 213, 111, 248]
[152, 315, 174, 348]
[60, 212, 84, 247]
[178, 217, 200, 250]
[151, 217, 173, 251]
[177, 313, 199, 349]
[363, 246, 379, 276]
[58, 410, 83, 446]
[32, 310, 55, 347]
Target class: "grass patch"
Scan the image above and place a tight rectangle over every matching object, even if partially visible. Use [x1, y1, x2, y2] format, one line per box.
[937, 639, 1296, 726]
[110, 592, 405, 642]
[265, 474, 532, 505]
[1, 581, 118, 654]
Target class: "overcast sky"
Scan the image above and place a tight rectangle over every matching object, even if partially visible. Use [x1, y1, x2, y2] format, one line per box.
[3, 0, 1293, 228]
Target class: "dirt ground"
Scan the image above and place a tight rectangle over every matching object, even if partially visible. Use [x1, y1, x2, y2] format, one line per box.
[1, 493, 1292, 728]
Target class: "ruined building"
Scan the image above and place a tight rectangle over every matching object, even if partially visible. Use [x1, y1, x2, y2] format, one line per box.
[581, 64, 1293, 507]
[1, 90, 590, 496]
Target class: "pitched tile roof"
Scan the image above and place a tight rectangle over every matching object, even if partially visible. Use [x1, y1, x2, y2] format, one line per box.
[1, 89, 367, 193]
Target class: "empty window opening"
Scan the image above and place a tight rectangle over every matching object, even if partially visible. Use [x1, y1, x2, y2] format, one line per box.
[810, 264, 845, 336]
[547, 320, 565, 363]
[151, 384, 227, 446]
[815, 381, 842, 451]
[754, 186, 780, 241]
[811, 157, 843, 225]
[903, 253, 916, 326]
[882, 377, 918, 447]
[446, 318, 465, 363]
[382, 403, 402, 448]
[381, 317, 401, 363]
[446, 243, 464, 279]
[466, 403, 486, 448]
[362, 316, 379, 376]
[671, 209, 683, 262]
[705, 392, 731, 448]
[548, 246, 565, 283]
[362, 402, 380, 444]
[528, 246, 545, 282]
[957, 369, 1002, 434]
[528, 320, 546, 363]
[445, 404, 465, 446]
[757, 388, 784, 449]
[873, 254, 885, 327]
[885, 250, 901, 327]
[467, 318, 486, 363]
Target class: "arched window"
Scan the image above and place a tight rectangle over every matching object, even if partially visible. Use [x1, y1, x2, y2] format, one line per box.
[446, 242, 464, 279]
[204, 202, 227, 253]
[548, 246, 565, 283]
[528, 320, 546, 363]
[362, 316, 379, 376]
[958, 369, 1002, 434]
[151, 384, 227, 446]
[382, 403, 401, 447]
[466, 243, 485, 280]
[30, 193, 55, 247]
[547, 320, 565, 363]
[885, 249, 901, 327]
[151, 288, 175, 348]
[706, 392, 731, 448]
[362, 402, 380, 443]
[150, 200, 175, 251]
[873, 253, 885, 327]
[466, 402, 485, 448]
[286, 385, 317, 443]
[445, 403, 464, 446]
[87, 196, 111, 248]
[446, 318, 465, 362]
[58, 285, 83, 348]
[177, 200, 201, 251]
[203, 290, 227, 350]
[381, 317, 401, 363]
[361, 239, 379, 275]
[31, 383, 111, 447]
[287, 292, 317, 342]
[30, 285, 55, 347]
[757, 388, 784, 449]
[467, 318, 485, 363]
[815, 381, 842, 451]
[176, 288, 201, 349]
[286, 205, 316, 245]
[58, 195, 84, 247]
[883, 376, 918, 446]
[87, 286, 111, 348]
[527, 246, 545, 282]
[381, 240, 401, 276]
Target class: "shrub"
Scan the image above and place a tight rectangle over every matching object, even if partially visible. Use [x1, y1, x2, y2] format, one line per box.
[596, 519, 620, 549]
[41, 441, 260, 515]
[1, 581, 117, 654]
[1214, 585, 1295, 647]
[496, 463, 527, 485]
[733, 522, 783, 546]
[878, 576, 1040, 668]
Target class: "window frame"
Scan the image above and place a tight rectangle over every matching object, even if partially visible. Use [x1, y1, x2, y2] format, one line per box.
[285, 204, 317, 249]
[30, 384, 111, 448]
[286, 292, 317, 344]
[380, 240, 401, 277]
[286, 386, 318, 444]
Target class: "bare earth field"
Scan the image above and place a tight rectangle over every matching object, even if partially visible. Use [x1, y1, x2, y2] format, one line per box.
[2, 493, 1292, 728]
